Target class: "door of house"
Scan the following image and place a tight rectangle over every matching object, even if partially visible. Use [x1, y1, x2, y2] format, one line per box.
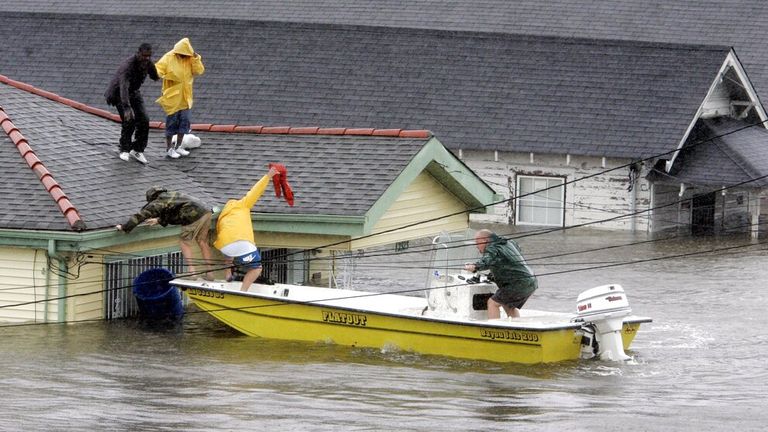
[691, 192, 716, 235]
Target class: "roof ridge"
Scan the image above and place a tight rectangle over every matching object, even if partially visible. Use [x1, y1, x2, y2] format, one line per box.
[0, 11, 733, 53]
[0, 105, 87, 231]
[0, 74, 432, 139]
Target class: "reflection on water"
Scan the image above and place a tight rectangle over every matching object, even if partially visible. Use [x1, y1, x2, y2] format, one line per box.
[1, 227, 767, 431]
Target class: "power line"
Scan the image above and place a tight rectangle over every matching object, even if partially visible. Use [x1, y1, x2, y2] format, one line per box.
[1, 228, 765, 321]
[3, 234, 763, 328]
[42, 117, 768, 275]
[0, 200, 763, 294]
[2, 118, 767, 320]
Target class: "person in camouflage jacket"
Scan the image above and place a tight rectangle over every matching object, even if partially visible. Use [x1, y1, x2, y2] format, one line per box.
[116, 186, 214, 279]
[464, 229, 538, 319]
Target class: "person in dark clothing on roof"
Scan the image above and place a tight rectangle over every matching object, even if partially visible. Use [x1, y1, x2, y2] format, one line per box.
[464, 229, 538, 320]
[105, 43, 159, 165]
[116, 187, 214, 280]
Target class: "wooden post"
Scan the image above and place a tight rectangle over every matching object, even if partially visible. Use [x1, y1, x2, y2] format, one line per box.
[750, 191, 761, 241]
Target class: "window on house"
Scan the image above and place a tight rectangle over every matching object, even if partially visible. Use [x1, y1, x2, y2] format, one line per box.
[516, 175, 565, 226]
[104, 251, 185, 320]
[247, 248, 308, 285]
[104, 248, 307, 320]
[260, 248, 289, 283]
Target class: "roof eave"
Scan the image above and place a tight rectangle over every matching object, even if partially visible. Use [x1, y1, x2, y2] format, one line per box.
[0, 213, 368, 251]
[362, 137, 497, 234]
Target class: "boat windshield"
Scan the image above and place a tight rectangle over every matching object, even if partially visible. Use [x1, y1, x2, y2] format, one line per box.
[426, 229, 480, 290]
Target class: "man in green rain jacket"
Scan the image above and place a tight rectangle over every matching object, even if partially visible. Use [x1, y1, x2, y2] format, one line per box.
[465, 229, 538, 319]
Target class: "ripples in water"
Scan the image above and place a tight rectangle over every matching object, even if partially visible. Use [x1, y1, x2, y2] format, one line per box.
[2, 229, 768, 431]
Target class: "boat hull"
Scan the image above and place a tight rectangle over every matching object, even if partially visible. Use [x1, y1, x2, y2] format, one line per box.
[176, 280, 649, 364]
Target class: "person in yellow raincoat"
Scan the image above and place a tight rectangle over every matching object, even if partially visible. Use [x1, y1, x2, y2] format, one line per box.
[155, 37, 204, 159]
[214, 167, 279, 292]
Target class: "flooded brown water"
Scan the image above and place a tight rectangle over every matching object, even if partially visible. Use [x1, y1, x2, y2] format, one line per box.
[1, 226, 767, 431]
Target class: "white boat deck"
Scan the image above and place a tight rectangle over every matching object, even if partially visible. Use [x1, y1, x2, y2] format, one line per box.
[171, 278, 639, 331]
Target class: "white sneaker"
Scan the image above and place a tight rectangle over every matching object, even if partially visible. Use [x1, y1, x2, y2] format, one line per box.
[175, 146, 190, 156]
[130, 150, 148, 164]
[118, 152, 130, 161]
[167, 148, 181, 159]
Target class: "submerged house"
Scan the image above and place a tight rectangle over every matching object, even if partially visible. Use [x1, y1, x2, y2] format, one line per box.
[650, 116, 768, 236]
[1, 9, 767, 237]
[0, 78, 496, 323]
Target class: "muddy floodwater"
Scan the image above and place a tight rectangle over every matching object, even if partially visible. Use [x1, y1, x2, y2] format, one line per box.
[1, 226, 766, 431]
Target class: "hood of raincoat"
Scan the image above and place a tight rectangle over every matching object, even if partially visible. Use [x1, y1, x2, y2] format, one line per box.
[172, 38, 195, 57]
[487, 232, 507, 246]
[154, 37, 205, 115]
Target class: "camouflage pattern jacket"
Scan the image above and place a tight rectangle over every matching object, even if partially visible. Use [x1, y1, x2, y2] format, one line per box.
[122, 190, 209, 233]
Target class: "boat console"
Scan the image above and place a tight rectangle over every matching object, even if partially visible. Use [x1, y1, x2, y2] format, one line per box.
[426, 271, 496, 320]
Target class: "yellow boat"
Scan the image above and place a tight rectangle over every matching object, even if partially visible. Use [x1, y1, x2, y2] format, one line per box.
[172, 273, 651, 364]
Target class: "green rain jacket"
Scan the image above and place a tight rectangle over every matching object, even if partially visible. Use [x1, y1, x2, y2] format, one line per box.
[121, 187, 210, 233]
[473, 233, 538, 296]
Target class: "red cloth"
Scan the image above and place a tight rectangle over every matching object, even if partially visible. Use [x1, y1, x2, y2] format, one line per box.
[268, 162, 295, 206]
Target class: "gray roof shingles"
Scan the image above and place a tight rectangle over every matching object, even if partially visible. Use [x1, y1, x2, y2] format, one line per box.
[0, 128, 69, 230]
[0, 83, 428, 231]
[670, 117, 768, 187]
[0, 12, 730, 160]
[9, 0, 765, 100]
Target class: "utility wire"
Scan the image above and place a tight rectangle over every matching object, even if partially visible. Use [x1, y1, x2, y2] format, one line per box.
[55, 237, 768, 323]
[1, 210, 765, 294]
[260, 117, 768, 257]
[1, 207, 764, 294]
[1, 230, 765, 319]
[44, 118, 768, 276]
[2, 119, 767, 318]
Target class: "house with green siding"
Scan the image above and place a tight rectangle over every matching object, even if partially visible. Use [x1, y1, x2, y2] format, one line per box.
[0, 80, 496, 323]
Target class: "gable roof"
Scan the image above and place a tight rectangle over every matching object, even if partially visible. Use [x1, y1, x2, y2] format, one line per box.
[0, 79, 493, 234]
[663, 117, 768, 188]
[0, 12, 733, 160]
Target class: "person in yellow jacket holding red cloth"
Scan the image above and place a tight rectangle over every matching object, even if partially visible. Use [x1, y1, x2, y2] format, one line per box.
[155, 37, 204, 159]
[214, 166, 279, 292]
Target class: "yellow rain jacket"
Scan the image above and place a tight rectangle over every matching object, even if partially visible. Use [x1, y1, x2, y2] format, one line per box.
[155, 38, 205, 115]
[214, 175, 271, 249]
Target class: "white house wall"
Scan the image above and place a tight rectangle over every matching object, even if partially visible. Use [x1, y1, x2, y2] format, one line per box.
[462, 150, 651, 232]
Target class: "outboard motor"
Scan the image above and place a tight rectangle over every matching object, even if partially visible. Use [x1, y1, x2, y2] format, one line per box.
[575, 284, 632, 361]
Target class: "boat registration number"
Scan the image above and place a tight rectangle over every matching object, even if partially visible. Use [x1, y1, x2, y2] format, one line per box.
[187, 288, 225, 299]
[480, 329, 540, 343]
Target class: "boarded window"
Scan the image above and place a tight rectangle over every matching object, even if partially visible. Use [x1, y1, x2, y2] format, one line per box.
[516, 175, 565, 226]
[104, 252, 184, 320]
[261, 248, 289, 283]
[248, 248, 308, 285]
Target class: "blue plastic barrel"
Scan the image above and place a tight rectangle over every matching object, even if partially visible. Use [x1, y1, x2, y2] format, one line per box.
[132, 268, 184, 319]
